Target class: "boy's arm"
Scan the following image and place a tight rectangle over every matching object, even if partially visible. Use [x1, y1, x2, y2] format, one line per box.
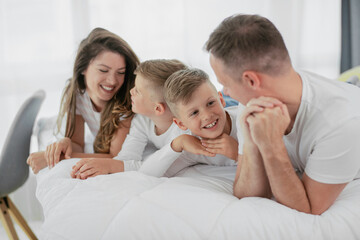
[113, 114, 149, 171]
[139, 134, 215, 177]
[138, 143, 182, 177]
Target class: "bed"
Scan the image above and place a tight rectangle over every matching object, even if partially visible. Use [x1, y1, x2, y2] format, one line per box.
[35, 156, 360, 240]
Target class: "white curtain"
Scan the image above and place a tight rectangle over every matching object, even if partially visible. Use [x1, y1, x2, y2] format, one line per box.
[0, 0, 340, 222]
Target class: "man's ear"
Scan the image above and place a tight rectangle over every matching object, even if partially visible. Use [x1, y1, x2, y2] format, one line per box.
[154, 102, 166, 116]
[242, 71, 261, 90]
[173, 117, 188, 131]
[218, 91, 226, 107]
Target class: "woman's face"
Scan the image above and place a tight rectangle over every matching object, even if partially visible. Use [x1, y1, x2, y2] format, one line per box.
[82, 50, 126, 112]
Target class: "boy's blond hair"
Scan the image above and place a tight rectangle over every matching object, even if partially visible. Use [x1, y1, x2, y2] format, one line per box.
[134, 59, 186, 102]
[164, 68, 217, 116]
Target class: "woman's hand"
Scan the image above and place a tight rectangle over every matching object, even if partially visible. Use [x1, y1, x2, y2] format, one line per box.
[45, 137, 72, 168]
[27, 151, 47, 174]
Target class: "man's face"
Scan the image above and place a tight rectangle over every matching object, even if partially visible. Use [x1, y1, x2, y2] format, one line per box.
[174, 82, 227, 139]
[210, 53, 249, 105]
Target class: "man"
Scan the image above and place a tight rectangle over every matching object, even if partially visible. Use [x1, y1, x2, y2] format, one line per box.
[205, 14, 360, 215]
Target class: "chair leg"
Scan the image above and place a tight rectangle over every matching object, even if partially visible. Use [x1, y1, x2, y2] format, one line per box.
[0, 196, 19, 240]
[6, 197, 38, 240]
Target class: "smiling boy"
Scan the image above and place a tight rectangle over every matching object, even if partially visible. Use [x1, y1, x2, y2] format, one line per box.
[139, 68, 241, 177]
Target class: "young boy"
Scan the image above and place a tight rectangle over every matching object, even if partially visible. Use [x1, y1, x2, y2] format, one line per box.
[138, 68, 241, 177]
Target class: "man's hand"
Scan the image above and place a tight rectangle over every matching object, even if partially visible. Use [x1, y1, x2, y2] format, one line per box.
[201, 133, 238, 160]
[247, 104, 290, 150]
[171, 134, 216, 157]
[27, 151, 47, 174]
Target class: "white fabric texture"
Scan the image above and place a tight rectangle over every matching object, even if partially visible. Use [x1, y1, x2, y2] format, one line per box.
[113, 113, 189, 171]
[36, 159, 360, 240]
[283, 71, 360, 183]
[75, 90, 101, 138]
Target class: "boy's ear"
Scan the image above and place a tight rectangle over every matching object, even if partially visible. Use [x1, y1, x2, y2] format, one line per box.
[154, 102, 166, 116]
[218, 91, 226, 107]
[242, 70, 261, 90]
[173, 117, 188, 131]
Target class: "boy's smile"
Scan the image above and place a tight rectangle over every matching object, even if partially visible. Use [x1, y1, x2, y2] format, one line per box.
[174, 82, 228, 139]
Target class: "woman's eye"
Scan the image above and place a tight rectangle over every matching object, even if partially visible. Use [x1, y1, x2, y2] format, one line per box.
[118, 71, 126, 75]
[99, 69, 108, 73]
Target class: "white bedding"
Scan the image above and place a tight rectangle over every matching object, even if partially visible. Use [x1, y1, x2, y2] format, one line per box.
[36, 158, 360, 240]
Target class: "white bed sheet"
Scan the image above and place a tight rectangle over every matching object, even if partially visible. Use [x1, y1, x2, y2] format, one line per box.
[36, 158, 360, 240]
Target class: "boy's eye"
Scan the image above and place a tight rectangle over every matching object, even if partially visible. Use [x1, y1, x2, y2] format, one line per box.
[190, 110, 198, 117]
[208, 100, 215, 106]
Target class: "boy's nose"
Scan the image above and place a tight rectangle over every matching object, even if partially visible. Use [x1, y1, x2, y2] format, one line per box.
[130, 87, 135, 96]
[201, 110, 212, 121]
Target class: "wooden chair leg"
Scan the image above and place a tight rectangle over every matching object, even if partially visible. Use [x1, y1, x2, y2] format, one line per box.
[0, 196, 19, 240]
[6, 197, 38, 240]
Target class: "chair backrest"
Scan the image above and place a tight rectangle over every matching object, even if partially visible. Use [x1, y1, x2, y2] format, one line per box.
[0, 90, 45, 197]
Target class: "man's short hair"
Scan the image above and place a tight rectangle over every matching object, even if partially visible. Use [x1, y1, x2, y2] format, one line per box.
[205, 14, 291, 76]
[164, 68, 216, 116]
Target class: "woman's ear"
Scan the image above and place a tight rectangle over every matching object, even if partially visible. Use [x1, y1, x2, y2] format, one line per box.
[218, 91, 226, 107]
[173, 118, 188, 131]
[242, 71, 261, 90]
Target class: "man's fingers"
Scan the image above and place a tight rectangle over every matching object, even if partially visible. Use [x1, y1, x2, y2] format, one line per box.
[246, 97, 282, 108]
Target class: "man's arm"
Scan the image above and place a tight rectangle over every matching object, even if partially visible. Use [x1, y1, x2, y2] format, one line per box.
[248, 104, 355, 214]
[233, 142, 271, 198]
[233, 104, 272, 198]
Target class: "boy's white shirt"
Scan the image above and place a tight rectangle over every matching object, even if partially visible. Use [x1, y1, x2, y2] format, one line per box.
[139, 106, 241, 177]
[113, 113, 189, 171]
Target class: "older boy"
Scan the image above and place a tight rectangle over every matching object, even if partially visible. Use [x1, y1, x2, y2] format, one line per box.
[139, 68, 241, 177]
[205, 14, 360, 214]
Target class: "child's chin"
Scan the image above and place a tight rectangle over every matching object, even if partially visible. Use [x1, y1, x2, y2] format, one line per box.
[201, 131, 222, 139]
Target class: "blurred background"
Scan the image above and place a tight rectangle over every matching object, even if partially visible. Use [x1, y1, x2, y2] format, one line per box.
[0, 0, 348, 236]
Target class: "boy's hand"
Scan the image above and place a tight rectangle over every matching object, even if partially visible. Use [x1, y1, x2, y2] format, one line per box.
[171, 134, 216, 157]
[201, 133, 238, 160]
[71, 158, 112, 180]
[27, 151, 48, 174]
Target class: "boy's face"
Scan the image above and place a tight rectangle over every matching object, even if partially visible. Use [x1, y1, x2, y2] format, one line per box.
[174, 82, 227, 139]
[130, 74, 155, 116]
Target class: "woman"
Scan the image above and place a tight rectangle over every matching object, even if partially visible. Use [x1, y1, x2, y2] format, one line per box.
[27, 28, 139, 174]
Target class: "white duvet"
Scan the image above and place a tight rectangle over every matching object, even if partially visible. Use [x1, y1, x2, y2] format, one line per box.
[36, 158, 360, 240]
